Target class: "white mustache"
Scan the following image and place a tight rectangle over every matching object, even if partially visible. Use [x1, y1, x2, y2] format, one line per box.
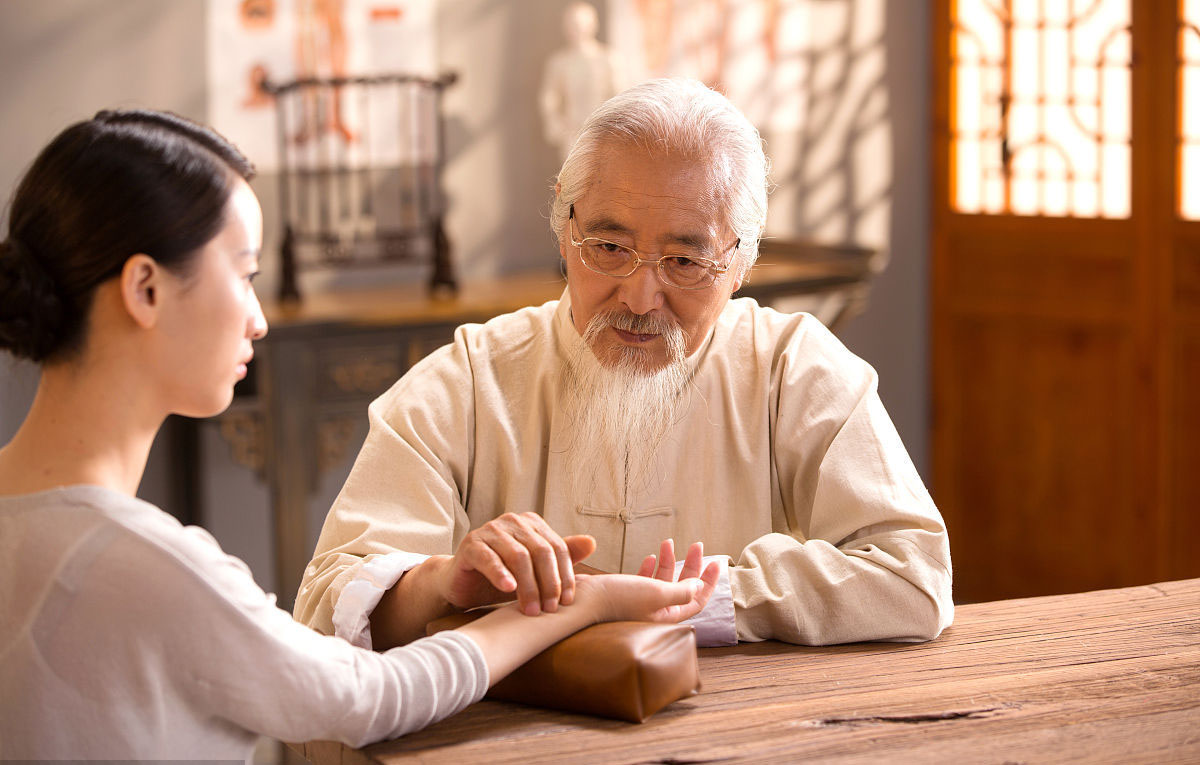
[582, 308, 687, 368]
[605, 310, 678, 336]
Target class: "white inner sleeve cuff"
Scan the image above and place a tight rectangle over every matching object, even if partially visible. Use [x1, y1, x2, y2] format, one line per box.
[675, 555, 736, 647]
[333, 551, 431, 650]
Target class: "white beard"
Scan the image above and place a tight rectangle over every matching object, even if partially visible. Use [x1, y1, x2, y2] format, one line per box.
[559, 308, 692, 490]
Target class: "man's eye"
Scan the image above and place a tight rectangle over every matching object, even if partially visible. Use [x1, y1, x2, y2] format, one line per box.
[667, 256, 703, 270]
[587, 241, 630, 261]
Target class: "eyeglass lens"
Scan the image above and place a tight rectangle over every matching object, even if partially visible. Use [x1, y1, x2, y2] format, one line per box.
[578, 240, 717, 288]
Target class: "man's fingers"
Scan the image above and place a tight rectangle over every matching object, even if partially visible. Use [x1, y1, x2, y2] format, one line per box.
[558, 535, 593, 605]
[487, 531, 544, 616]
[531, 525, 569, 613]
[553, 546, 575, 609]
[526, 532, 565, 613]
[521, 515, 576, 610]
[448, 513, 580, 613]
[565, 534, 596, 563]
[461, 514, 564, 615]
[637, 554, 657, 578]
[461, 540, 516, 594]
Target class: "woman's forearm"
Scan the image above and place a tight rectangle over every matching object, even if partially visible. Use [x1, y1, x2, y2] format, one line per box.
[454, 600, 597, 683]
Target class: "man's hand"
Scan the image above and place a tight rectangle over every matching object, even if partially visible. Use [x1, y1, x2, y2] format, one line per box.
[438, 512, 595, 616]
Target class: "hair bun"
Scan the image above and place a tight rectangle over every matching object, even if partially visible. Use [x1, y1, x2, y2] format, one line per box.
[0, 237, 68, 361]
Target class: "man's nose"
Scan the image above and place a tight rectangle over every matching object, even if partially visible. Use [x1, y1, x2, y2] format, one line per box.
[617, 260, 665, 315]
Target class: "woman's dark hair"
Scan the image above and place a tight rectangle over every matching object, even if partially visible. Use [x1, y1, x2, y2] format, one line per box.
[0, 109, 255, 362]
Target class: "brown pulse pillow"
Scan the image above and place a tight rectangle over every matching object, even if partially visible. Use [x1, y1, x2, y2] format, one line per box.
[426, 613, 700, 723]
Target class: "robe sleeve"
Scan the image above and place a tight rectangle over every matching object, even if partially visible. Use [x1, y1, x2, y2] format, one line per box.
[732, 319, 953, 644]
[293, 336, 477, 638]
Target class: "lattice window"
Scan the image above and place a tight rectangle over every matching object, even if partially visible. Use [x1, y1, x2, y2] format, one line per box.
[1182, 0, 1200, 219]
[951, 0, 1131, 217]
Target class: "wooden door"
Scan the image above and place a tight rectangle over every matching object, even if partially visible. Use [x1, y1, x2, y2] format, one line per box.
[1171, 2, 1200, 586]
[932, 1, 1199, 602]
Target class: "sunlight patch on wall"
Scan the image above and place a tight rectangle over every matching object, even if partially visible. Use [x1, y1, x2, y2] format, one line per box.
[607, 0, 892, 249]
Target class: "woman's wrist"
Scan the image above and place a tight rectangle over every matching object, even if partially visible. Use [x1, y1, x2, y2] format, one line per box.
[569, 576, 612, 625]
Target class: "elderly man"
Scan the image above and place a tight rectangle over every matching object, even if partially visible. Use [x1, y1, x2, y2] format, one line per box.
[295, 78, 952, 650]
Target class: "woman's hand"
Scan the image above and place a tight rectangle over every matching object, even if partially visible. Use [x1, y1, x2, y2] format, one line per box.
[574, 543, 720, 625]
[637, 538, 706, 583]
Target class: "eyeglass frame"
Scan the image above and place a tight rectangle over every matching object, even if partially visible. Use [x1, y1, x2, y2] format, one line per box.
[566, 205, 740, 290]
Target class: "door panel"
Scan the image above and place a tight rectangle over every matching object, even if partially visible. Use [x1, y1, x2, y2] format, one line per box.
[943, 314, 1144, 601]
[932, 0, 1184, 601]
[1171, 325, 1200, 579]
[944, 220, 1133, 314]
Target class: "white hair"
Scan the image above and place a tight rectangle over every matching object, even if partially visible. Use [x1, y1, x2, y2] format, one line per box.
[549, 77, 770, 274]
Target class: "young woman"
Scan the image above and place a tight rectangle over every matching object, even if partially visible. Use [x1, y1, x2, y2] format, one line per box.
[0, 109, 718, 759]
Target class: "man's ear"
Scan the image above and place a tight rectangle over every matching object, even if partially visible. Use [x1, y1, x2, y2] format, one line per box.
[555, 183, 569, 264]
[119, 254, 162, 329]
[730, 259, 749, 293]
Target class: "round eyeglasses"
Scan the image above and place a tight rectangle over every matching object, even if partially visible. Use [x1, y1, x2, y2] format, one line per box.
[568, 206, 739, 290]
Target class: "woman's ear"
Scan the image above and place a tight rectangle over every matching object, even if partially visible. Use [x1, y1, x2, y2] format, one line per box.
[119, 254, 162, 329]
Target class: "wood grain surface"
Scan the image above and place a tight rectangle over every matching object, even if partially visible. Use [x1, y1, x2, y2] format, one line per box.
[294, 579, 1200, 764]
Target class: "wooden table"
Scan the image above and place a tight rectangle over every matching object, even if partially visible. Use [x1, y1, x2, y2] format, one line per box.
[295, 579, 1200, 763]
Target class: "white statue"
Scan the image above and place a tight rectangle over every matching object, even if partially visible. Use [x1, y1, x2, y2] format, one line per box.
[539, 2, 622, 160]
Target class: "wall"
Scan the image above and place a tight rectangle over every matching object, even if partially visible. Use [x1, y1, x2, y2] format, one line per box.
[837, 0, 931, 477]
[0, 0, 209, 509]
[0, 0, 931, 588]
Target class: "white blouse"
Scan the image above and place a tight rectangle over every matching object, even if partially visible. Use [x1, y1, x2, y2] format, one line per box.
[0, 485, 488, 760]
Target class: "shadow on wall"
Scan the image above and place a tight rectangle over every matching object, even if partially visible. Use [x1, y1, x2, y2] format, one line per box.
[763, 0, 929, 477]
[437, 0, 574, 280]
[764, 0, 892, 255]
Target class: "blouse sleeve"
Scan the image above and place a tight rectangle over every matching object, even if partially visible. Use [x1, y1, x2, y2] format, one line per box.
[93, 523, 489, 748]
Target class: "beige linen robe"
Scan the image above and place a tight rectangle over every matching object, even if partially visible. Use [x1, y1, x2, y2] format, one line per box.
[296, 294, 953, 645]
